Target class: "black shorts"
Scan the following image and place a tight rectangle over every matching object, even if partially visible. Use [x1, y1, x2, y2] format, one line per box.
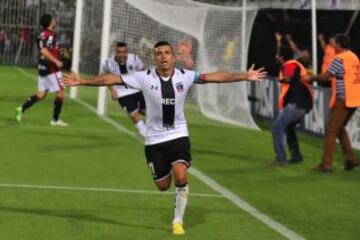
[118, 92, 146, 115]
[145, 137, 192, 181]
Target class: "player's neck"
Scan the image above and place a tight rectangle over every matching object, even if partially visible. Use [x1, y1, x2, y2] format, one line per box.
[46, 27, 54, 32]
[115, 56, 126, 65]
[157, 68, 174, 78]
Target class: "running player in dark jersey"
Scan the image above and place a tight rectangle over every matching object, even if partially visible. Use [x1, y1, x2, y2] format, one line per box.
[15, 14, 68, 127]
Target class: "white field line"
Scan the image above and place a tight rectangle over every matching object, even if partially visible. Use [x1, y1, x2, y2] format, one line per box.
[0, 183, 222, 198]
[6, 125, 119, 134]
[17, 67, 305, 240]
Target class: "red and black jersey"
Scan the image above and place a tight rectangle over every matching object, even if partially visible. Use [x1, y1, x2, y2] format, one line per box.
[37, 30, 60, 76]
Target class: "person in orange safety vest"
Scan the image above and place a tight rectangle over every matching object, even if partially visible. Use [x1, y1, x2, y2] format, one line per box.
[271, 46, 313, 166]
[306, 34, 360, 172]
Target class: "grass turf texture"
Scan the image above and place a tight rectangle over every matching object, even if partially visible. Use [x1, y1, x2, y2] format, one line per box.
[0, 65, 359, 240]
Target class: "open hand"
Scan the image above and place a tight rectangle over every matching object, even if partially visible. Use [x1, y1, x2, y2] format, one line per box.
[61, 72, 81, 86]
[247, 64, 268, 81]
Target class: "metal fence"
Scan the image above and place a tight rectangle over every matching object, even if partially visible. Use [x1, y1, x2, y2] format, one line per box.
[0, 0, 75, 66]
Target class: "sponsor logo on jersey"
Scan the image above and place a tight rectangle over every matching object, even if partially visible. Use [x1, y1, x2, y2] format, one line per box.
[47, 36, 54, 46]
[161, 98, 176, 105]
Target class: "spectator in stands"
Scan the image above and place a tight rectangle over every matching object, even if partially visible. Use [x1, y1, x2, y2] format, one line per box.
[175, 36, 195, 69]
[306, 34, 360, 172]
[0, 28, 5, 53]
[285, 34, 313, 71]
[319, 33, 336, 74]
[20, 26, 31, 52]
[223, 35, 240, 67]
[271, 46, 313, 166]
[4, 33, 11, 55]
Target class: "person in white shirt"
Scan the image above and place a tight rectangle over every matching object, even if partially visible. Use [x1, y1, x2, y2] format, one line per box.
[62, 41, 267, 236]
[101, 42, 146, 137]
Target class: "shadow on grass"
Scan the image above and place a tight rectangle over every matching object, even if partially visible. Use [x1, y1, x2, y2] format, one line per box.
[192, 147, 252, 162]
[0, 205, 169, 232]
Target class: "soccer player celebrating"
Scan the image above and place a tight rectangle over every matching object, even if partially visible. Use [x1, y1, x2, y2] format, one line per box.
[15, 14, 68, 126]
[62, 41, 267, 235]
[101, 42, 146, 137]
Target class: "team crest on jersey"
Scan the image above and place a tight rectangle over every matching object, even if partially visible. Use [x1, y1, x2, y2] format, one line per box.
[128, 65, 133, 70]
[176, 82, 184, 92]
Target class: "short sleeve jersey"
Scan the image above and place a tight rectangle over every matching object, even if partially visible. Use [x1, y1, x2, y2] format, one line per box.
[101, 53, 144, 97]
[37, 30, 60, 76]
[122, 68, 202, 145]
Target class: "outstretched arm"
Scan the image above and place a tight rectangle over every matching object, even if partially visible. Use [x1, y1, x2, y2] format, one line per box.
[62, 72, 123, 86]
[304, 71, 331, 83]
[202, 64, 267, 83]
[285, 34, 301, 55]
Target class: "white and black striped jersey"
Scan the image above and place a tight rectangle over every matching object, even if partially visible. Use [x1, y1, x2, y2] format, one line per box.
[122, 68, 203, 145]
[101, 53, 144, 97]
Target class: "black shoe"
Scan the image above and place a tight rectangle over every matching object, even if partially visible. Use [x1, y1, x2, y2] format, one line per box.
[344, 161, 359, 171]
[289, 158, 303, 164]
[313, 164, 333, 173]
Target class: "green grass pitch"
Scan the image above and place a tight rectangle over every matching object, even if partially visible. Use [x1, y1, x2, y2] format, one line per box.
[0, 65, 359, 240]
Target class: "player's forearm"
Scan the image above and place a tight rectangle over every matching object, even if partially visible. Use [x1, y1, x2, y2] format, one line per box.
[309, 72, 331, 82]
[41, 48, 61, 66]
[77, 78, 103, 86]
[287, 40, 300, 54]
[204, 71, 248, 83]
[79, 74, 122, 86]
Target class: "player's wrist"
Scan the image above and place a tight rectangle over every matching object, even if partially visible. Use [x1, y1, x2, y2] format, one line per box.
[79, 79, 86, 85]
[244, 72, 249, 81]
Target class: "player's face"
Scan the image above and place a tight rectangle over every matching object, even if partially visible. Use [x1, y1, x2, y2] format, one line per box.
[154, 45, 174, 71]
[115, 47, 128, 63]
[50, 19, 56, 30]
[300, 50, 311, 63]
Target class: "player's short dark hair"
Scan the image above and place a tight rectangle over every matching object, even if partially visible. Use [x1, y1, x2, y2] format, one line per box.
[154, 41, 173, 52]
[40, 14, 53, 29]
[116, 42, 127, 48]
[335, 34, 351, 49]
[278, 46, 294, 61]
